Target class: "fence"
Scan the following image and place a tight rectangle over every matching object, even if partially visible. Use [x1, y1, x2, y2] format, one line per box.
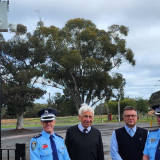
[0, 143, 25, 160]
[103, 115, 157, 121]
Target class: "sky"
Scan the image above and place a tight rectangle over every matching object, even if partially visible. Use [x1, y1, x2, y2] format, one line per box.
[1, 0, 160, 104]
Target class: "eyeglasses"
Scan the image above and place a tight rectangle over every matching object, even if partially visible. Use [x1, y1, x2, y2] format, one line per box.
[124, 115, 137, 118]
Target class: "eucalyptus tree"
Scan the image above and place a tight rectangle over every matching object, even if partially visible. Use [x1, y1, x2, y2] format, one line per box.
[37, 18, 135, 111]
[0, 24, 46, 129]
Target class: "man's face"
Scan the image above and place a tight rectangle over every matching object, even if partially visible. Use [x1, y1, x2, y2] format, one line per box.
[156, 115, 160, 126]
[41, 120, 55, 134]
[78, 111, 94, 128]
[123, 110, 137, 128]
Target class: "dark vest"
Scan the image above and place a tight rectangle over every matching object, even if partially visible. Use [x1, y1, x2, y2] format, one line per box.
[115, 127, 148, 160]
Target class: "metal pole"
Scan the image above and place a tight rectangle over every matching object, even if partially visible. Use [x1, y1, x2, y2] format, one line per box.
[118, 101, 120, 123]
[49, 92, 51, 108]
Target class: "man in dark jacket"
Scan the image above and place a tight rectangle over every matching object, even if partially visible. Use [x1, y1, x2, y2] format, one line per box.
[65, 103, 104, 160]
[110, 106, 148, 160]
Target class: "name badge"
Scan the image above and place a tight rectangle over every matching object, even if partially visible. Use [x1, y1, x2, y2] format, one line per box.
[41, 144, 48, 149]
[149, 138, 157, 143]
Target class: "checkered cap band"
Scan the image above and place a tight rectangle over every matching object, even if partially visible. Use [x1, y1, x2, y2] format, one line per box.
[155, 108, 160, 115]
[40, 113, 56, 121]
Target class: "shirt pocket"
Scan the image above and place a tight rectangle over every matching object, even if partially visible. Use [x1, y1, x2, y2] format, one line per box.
[147, 143, 157, 158]
[39, 148, 52, 157]
[58, 147, 64, 155]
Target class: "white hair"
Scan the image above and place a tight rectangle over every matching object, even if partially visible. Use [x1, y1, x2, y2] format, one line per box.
[78, 103, 94, 116]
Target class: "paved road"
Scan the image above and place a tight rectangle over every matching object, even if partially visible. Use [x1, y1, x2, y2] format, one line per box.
[1, 122, 159, 160]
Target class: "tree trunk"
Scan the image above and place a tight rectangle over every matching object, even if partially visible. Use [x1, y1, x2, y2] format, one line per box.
[16, 106, 23, 129]
[16, 114, 23, 129]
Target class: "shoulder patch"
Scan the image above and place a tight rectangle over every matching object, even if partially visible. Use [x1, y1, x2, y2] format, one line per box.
[31, 141, 37, 150]
[33, 134, 42, 138]
[55, 133, 63, 139]
[150, 129, 159, 132]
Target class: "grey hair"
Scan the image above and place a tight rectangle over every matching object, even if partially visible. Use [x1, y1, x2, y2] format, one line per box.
[123, 106, 137, 115]
[78, 103, 94, 116]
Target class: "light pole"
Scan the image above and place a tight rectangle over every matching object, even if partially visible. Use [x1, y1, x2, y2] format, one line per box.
[118, 88, 121, 123]
[48, 92, 51, 108]
[118, 100, 120, 123]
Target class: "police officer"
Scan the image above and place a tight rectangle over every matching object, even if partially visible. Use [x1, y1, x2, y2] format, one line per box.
[30, 109, 70, 160]
[143, 104, 160, 160]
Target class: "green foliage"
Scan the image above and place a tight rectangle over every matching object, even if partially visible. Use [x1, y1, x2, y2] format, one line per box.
[61, 50, 82, 69]
[65, 18, 96, 30]
[6, 105, 17, 118]
[16, 24, 27, 35]
[108, 101, 118, 115]
[149, 91, 160, 107]
[0, 18, 136, 121]
[0, 23, 46, 128]
[120, 98, 137, 113]
[53, 92, 77, 116]
[108, 98, 137, 115]
[95, 103, 108, 115]
[107, 97, 149, 115]
[36, 18, 135, 110]
[24, 103, 48, 118]
[135, 97, 149, 114]
[0, 33, 4, 41]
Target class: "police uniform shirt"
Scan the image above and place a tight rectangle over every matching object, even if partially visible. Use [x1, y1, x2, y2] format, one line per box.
[143, 128, 160, 160]
[30, 130, 70, 160]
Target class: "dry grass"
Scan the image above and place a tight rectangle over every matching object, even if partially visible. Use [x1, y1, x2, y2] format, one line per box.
[1, 115, 108, 127]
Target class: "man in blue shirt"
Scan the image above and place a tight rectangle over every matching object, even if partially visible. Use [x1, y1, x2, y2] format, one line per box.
[30, 108, 70, 160]
[143, 104, 160, 160]
[110, 106, 148, 160]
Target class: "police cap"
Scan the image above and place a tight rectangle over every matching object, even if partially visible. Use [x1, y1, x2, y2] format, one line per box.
[38, 109, 57, 121]
[152, 104, 160, 116]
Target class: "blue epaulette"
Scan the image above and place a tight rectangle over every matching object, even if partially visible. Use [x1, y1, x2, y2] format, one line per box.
[33, 134, 42, 138]
[150, 129, 159, 132]
[55, 133, 63, 139]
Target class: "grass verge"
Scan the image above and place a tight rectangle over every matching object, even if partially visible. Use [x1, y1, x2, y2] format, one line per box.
[1, 115, 158, 128]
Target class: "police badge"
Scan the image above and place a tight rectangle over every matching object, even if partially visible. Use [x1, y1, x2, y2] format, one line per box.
[149, 138, 157, 143]
[31, 141, 37, 150]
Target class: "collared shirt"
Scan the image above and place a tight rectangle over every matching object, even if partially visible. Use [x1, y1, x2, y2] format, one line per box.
[30, 130, 70, 160]
[110, 125, 137, 160]
[143, 128, 160, 160]
[125, 125, 136, 137]
[78, 123, 91, 133]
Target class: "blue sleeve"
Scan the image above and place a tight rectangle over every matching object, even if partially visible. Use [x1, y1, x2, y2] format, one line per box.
[110, 131, 123, 160]
[30, 138, 41, 160]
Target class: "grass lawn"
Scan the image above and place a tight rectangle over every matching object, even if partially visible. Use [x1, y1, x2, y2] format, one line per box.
[1, 115, 158, 128]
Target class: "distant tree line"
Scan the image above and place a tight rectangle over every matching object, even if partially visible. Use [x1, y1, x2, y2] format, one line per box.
[1, 92, 77, 119]
[95, 97, 149, 117]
